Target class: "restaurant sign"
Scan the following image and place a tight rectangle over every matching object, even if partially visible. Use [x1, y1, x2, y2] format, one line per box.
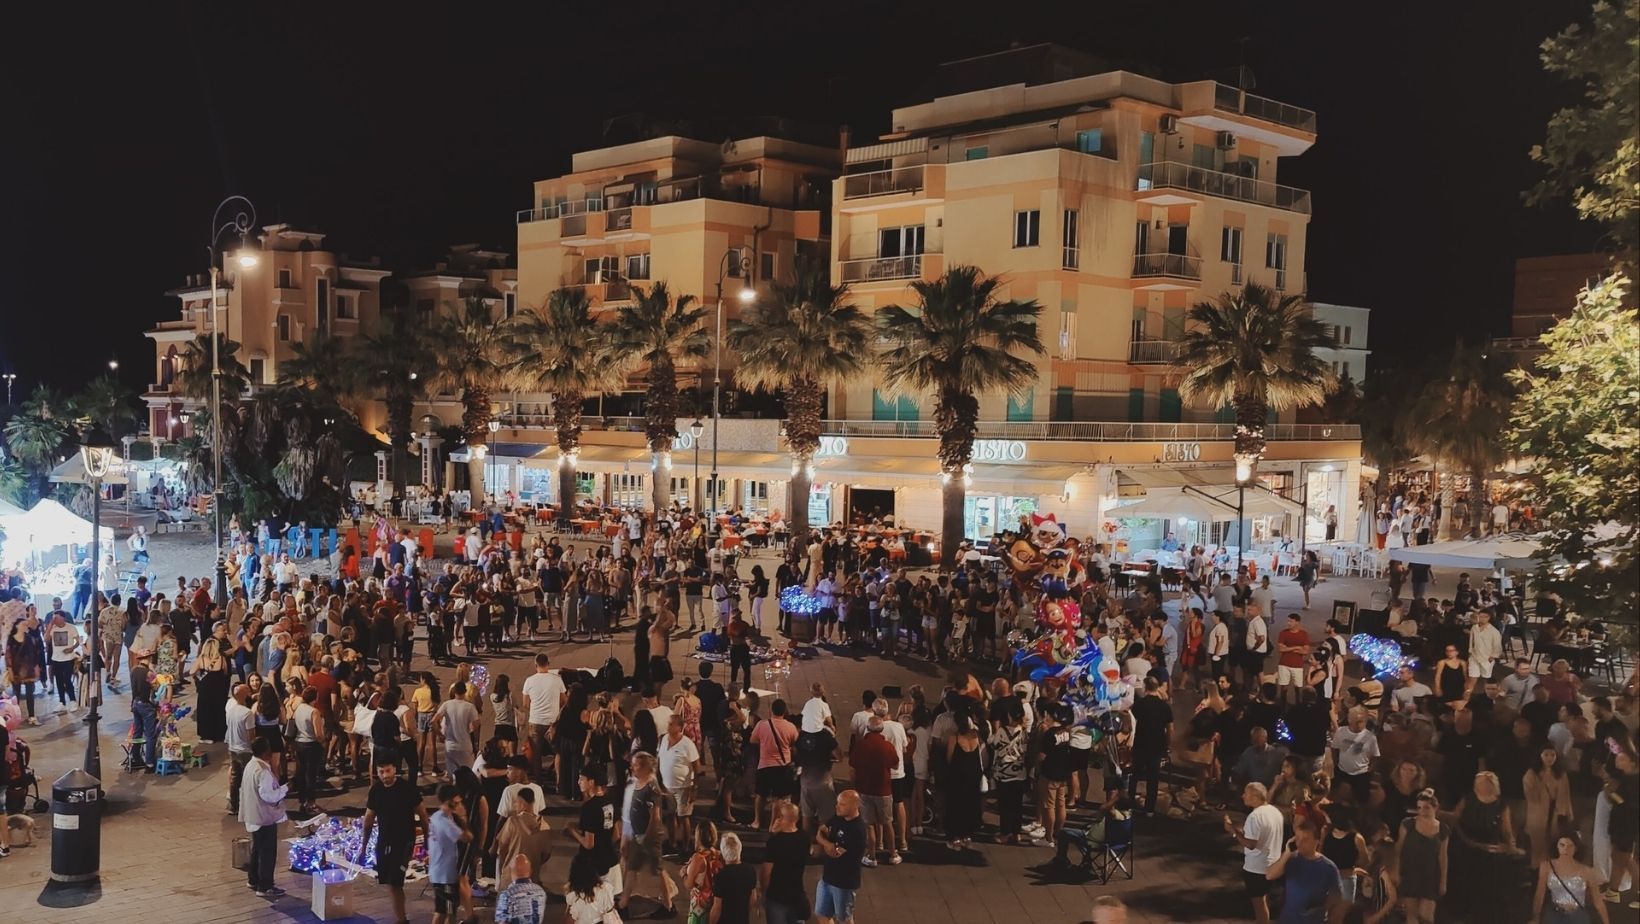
[814, 436, 849, 458]
[972, 439, 1028, 463]
[1162, 442, 1202, 462]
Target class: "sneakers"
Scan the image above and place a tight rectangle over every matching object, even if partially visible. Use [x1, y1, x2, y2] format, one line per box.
[1604, 891, 1621, 903]
[253, 886, 286, 898]
[886, 853, 902, 865]
[0, 845, 11, 858]
[860, 856, 878, 867]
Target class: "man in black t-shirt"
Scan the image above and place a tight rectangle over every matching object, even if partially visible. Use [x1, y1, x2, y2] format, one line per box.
[1127, 678, 1173, 813]
[358, 761, 428, 923]
[816, 790, 867, 924]
[683, 564, 707, 631]
[695, 663, 727, 766]
[711, 832, 759, 924]
[760, 802, 811, 922]
[568, 766, 620, 883]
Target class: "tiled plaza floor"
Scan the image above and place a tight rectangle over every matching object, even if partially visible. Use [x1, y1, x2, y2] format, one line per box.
[2, 528, 1427, 923]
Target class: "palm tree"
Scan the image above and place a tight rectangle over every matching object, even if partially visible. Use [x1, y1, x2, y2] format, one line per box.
[69, 374, 139, 439]
[357, 309, 430, 498]
[510, 287, 619, 526]
[277, 333, 354, 405]
[1173, 282, 1335, 467]
[3, 385, 70, 501]
[727, 258, 870, 540]
[1408, 345, 1513, 539]
[426, 296, 510, 505]
[876, 266, 1044, 569]
[175, 333, 251, 403]
[606, 281, 710, 512]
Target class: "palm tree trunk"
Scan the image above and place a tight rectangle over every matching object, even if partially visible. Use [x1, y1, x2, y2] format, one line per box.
[1232, 391, 1268, 461]
[468, 455, 487, 508]
[940, 476, 966, 573]
[935, 390, 979, 571]
[1470, 466, 1488, 537]
[387, 393, 413, 498]
[650, 450, 670, 512]
[645, 363, 678, 514]
[553, 389, 584, 528]
[1437, 465, 1456, 542]
[463, 386, 491, 507]
[785, 380, 823, 543]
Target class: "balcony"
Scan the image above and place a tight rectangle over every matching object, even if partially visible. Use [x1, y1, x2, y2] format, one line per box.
[1129, 338, 1184, 364]
[604, 207, 634, 233]
[568, 279, 634, 304]
[821, 419, 1358, 442]
[842, 166, 924, 200]
[1132, 252, 1202, 284]
[1214, 84, 1318, 134]
[839, 253, 926, 284]
[1137, 161, 1311, 214]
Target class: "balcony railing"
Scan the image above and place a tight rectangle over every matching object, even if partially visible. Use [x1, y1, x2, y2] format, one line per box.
[1213, 84, 1317, 133]
[1132, 252, 1202, 281]
[604, 208, 633, 233]
[839, 254, 925, 283]
[568, 279, 633, 302]
[1129, 339, 1183, 363]
[842, 166, 924, 200]
[1137, 161, 1312, 214]
[821, 419, 1358, 442]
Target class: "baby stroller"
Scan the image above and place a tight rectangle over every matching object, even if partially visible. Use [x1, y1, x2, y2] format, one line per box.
[5, 737, 47, 814]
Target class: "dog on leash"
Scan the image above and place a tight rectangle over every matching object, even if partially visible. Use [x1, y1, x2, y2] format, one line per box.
[6, 814, 38, 846]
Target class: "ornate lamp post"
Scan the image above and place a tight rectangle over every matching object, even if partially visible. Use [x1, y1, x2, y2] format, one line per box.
[710, 250, 755, 540]
[79, 426, 117, 782]
[206, 195, 259, 607]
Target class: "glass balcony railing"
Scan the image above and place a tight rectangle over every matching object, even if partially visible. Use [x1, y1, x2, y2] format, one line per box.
[841, 166, 924, 200]
[1131, 252, 1202, 280]
[1137, 161, 1311, 214]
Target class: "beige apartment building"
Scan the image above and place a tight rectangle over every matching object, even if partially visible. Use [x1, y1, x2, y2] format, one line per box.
[143, 224, 390, 441]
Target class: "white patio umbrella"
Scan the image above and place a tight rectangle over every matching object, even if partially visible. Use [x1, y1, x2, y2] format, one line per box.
[1388, 532, 1543, 570]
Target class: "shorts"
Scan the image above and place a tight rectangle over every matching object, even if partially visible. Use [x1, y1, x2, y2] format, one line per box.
[623, 836, 663, 872]
[860, 794, 892, 825]
[375, 836, 414, 887]
[543, 593, 561, 610]
[757, 766, 795, 799]
[1041, 779, 1068, 815]
[1243, 870, 1272, 897]
[891, 775, 912, 803]
[666, 783, 697, 817]
[1210, 657, 1228, 679]
[1467, 659, 1494, 679]
[1277, 665, 1306, 686]
[1069, 747, 1090, 772]
[815, 881, 857, 921]
[1610, 821, 1638, 854]
[800, 782, 835, 820]
[432, 883, 460, 913]
[416, 713, 433, 734]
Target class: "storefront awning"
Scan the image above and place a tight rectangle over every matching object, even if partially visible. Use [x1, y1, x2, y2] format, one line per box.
[813, 456, 1091, 493]
[1116, 465, 1303, 518]
[532, 445, 792, 478]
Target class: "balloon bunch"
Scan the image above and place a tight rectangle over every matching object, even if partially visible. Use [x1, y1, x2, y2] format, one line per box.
[778, 585, 825, 617]
[1009, 574, 1137, 724]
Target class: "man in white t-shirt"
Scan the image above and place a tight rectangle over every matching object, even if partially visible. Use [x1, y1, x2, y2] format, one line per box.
[46, 610, 84, 712]
[624, 510, 643, 542]
[399, 533, 419, 575]
[1251, 576, 1277, 628]
[1244, 610, 1269, 687]
[658, 715, 701, 845]
[496, 756, 547, 818]
[1329, 707, 1380, 803]
[1225, 782, 1284, 924]
[1207, 610, 1232, 682]
[520, 654, 566, 779]
[872, 697, 911, 853]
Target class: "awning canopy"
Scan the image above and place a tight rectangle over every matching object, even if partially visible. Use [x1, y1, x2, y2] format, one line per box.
[1115, 465, 1302, 519]
[530, 446, 793, 479]
[812, 456, 1091, 493]
[1388, 533, 1544, 570]
[50, 455, 130, 486]
[0, 499, 115, 549]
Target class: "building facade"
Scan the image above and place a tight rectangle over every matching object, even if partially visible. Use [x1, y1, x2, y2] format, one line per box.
[1309, 302, 1371, 386]
[143, 224, 390, 441]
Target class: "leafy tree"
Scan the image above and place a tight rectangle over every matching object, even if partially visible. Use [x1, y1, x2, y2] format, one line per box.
[876, 266, 1043, 569]
[69, 374, 140, 439]
[2, 385, 70, 503]
[1408, 345, 1514, 539]
[607, 281, 710, 512]
[175, 333, 251, 403]
[1173, 282, 1335, 465]
[728, 258, 870, 540]
[1356, 367, 1423, 512]
[277, 333, 355, 405]
[357, 308, 430, 498]
[0, 456, 27, 507]
[1507, 276, 1639, 628]
[426, 297, 510, 505]
[1528, 0, 1640, 258]
[510, 288, 620, 526]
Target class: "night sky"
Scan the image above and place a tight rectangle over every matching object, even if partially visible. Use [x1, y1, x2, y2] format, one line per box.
[0, 0, 1600, 397]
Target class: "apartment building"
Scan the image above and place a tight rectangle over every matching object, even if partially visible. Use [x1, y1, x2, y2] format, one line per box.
[143, 224, 390, 441]
[1309, 302, 1371, 385]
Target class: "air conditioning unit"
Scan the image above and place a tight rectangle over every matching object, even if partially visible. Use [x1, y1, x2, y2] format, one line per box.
[1216, 131, 1237, 149]
[1159, 114, 1179, 134]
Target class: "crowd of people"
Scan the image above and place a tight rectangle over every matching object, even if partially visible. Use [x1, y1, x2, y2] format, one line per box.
[0, 496, 1635, 924]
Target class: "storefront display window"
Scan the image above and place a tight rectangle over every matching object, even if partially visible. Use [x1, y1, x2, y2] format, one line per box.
[610, 473, 645, 508]
[809, 483, 833, 526]
[742, 480, 769, 514]
[964, 494, 1038, 540]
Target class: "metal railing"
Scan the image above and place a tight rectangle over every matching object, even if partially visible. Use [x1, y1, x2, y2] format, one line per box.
[820, 419, 1359, 442]
[1137, 161, 1311, 214]
[1129, 339, 1183, 363]
[604, 208, 633, 232]
[1213, 84, 1318, 133]
[1132, 252, 1202, 280]
[838, 253, 925, 283]
[842, 166, 925, 200]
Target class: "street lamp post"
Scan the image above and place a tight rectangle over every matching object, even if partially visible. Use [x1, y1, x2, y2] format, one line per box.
[689, 419, 705, 513]
[79, 427, 117, 784]
[487, 418, 501, 505]
[710, 250, 755, 541]
[3, 373, 15, 404]
[1234, 451, 1259, 577]
[206, 195, 259, 608]
[120, 435, 136, 528]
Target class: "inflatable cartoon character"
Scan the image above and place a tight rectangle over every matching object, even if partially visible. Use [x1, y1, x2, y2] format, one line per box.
[1002, 530, 1044, 582]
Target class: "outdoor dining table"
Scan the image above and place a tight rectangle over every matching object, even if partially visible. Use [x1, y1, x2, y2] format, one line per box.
[570, 518, 599, 535]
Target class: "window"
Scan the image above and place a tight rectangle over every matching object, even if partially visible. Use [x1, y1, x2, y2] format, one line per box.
[1014, 210, 1041, 248]
[1062, 209, 1080, 268]
[1192, 144, 1216, 170]
[1127, 388, 1145, 423]
[760, 251, 775, 281]
[248, 358, 265, 385]
[871, 388, 919, 422]
[1266, 233, 1289, 288]
[878, 226, 925, 258]
[1075, 129, 1103, 155]
[503, 293, 516, 319]
[1134, 221, 1150, 255]
[1007, 391, 1034, 422]
[1159, 388, 1182, 423]
[336, 295, 355, 319]
[635, 182, 658, 205]
[610, 474, 646, 508]
[625, 253, 651, 280]
[1138, 131, 1155, 166]
[277, 268, 293, 289]
[964, 146, 988, 160]
[742, 481, 769, 514]
[415, 298, 435, 316]
[276, 314, 291, 341]
[1053, 387, 1074, 421]
[1222, 226, 1243, 282]
[1342, 325, 1352, 345]
[727, 248, 745, 277]
[315, 278, 330, 332]
[1058, 310, 1077, 360]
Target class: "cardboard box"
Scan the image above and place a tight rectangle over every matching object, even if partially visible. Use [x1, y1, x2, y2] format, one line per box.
[310, 868, 356, 920]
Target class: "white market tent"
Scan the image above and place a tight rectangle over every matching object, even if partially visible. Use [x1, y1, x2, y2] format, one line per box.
[49, 455, 129, 486]
[0, 496, 24, 519]
[0, 499, 114, 552]
[1114, 485, 1300, 521]
[1388, 533, 1543, 570]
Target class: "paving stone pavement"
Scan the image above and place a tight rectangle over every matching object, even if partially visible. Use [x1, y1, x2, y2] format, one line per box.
[1, 529, 1422, 923]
